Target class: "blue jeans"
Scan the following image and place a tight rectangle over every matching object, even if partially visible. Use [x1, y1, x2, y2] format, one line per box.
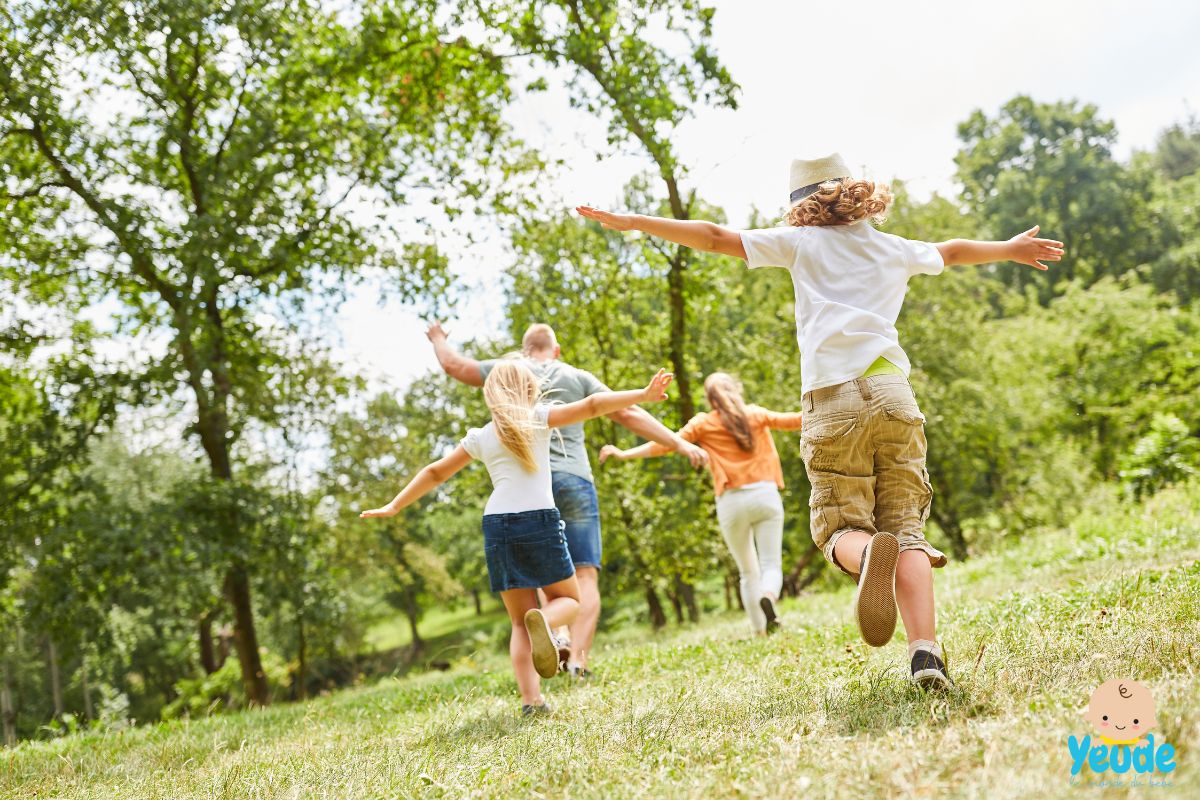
[552, 472, 603, 569]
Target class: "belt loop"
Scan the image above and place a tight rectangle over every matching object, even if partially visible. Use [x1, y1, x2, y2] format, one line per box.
[857, 378, 873, 400]
[804, 392, 814, 413]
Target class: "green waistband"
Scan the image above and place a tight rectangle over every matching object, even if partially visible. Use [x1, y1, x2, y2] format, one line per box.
[861, 355, 904, 378]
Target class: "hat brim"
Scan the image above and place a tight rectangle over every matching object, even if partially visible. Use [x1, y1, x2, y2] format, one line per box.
[789, 177, 849, 205]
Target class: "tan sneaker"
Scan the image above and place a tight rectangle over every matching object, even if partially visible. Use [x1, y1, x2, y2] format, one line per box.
[854, 532, 899, 647]
[524, 608, 560, 678]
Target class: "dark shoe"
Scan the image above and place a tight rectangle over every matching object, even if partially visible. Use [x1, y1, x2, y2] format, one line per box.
[760, 596, 781, 635]
[910, 648, 952, 691]
[853, 532, 899, 647]
[521, 702, 553, 717]
[568, 665, 592, 681]
[524, 608, 560, 678]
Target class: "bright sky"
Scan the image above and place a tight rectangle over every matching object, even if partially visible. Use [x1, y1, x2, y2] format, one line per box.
[334, 0, 1200, 391]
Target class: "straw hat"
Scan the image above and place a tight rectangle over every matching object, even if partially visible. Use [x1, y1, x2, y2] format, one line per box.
[789, 153, 851, 206]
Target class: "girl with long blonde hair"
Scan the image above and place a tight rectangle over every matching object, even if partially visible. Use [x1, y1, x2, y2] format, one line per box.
[361, 360, 674, 714]
[601, 373, 802, 635]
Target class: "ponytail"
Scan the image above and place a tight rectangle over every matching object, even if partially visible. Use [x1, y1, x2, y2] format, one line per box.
[704, 373, 754, 452]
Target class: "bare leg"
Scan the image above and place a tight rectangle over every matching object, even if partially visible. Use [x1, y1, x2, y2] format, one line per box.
[832, 529, 872, 576]
[567, 566, 600, 669]
[895, 550, 936, 642]
[540, 574, 582, 628]
[499, 589, 543, 706]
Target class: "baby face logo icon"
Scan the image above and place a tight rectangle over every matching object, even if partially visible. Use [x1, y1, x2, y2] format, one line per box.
[1083, 679, 1158, 746]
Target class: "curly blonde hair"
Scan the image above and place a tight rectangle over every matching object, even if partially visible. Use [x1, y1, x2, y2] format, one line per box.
[785, 179, 893, 227]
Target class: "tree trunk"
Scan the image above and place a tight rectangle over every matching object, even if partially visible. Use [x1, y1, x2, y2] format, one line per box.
[1, 663, 15, 746]
[472, 588, 483, 616]
[674, 574, 699, 622]
[224, 569, 269, 705]
[80, 652, 93, 722]
[666, 246, 696, 420]
[199, 401, 269, 705]
[782, 547, 822, 597]
[723, 573, 734, 611]
[404, 589, 424, 654]
[46, 638, 63, 723]
[934, 508, 969, 562]
[666, 585, 684, 624]
[643, 582, 667, 629]
[295, 618, 308, 701]
[198, 610, 219, 675]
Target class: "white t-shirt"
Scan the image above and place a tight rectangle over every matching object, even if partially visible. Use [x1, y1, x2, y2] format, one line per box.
[460, 404, 556, 515]
[740, 222, 944, 395]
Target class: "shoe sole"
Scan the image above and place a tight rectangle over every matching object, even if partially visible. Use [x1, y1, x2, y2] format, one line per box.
[759, 597, 780, 635]
[524, 609, 559, 678]
[912, 669, 953, 691]
[854, 532, 899, 647]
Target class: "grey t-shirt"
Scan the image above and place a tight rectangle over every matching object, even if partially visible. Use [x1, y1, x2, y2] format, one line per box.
[478, 358, 609, 483]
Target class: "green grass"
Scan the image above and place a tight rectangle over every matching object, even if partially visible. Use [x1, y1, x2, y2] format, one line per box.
[5, 483, 1200, 799]
[364, 600, 508, 656]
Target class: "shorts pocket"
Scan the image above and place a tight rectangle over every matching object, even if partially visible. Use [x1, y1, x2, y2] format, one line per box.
[802, 413, 859, 444]
[883, 404, 926, 426]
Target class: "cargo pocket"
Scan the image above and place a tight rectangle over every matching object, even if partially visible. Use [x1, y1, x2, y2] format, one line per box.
[800, 413, 858, 470]
[807, 482, 839, 548]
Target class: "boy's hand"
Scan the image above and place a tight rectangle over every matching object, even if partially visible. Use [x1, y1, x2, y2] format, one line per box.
[359, 505, 398, 519]
[598, 444, 623, 464]
[641, 369, 674, 403]
[676, 440, 709, 468]
[426, 321, 449, 343]
[577, 205, 635, 231]
[1008, 226, 1064, 271]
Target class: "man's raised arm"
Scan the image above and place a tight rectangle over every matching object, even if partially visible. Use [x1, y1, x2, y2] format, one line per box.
[426, 322, 484, 387]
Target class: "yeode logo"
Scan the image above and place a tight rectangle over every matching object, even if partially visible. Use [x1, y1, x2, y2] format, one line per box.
[1069, 679, 1176, 786]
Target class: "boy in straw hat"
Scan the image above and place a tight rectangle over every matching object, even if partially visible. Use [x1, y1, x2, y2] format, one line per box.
[577, 153, 1064, 689]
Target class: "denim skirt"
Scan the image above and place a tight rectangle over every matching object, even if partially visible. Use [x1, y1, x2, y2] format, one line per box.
[482, 508, 575, 592]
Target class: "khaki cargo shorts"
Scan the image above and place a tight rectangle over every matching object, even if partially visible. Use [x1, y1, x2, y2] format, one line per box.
[800, 374, 947, 574]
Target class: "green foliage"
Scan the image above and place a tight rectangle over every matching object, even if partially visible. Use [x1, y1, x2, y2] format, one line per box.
[955, 96, 1156, 299]
[162, 650, 291, 720]
[1119, 414, 1200, 500]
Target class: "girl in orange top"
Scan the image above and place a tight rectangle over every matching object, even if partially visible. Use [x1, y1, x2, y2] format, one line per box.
[600, 373, 802, 634]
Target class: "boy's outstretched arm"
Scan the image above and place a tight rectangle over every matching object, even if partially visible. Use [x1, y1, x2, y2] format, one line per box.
[577, 206, 747, 260]
[426, 322, 484, 387]
[359, 446, 473, 518]
[546, 369, 673, 428]
[936, 226, 1065, 271]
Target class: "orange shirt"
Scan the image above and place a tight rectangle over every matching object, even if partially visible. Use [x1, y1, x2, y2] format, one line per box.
[649, 405, 803, 496]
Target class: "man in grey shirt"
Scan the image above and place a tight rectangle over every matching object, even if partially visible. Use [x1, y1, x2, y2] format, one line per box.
[427, 321, 706, 677]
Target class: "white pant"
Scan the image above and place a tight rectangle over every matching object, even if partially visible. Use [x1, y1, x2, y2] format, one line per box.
[715, 481, 785, 633]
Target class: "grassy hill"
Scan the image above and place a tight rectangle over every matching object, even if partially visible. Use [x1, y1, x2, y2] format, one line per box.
[5, 483, 1200, 799]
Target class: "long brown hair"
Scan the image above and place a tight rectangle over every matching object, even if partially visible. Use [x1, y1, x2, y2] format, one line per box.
[704, 373, 754, 452]
[482, 360, 544, 472]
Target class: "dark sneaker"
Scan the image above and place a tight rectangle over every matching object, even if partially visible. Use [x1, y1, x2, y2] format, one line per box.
[524, 608, 560, 678]
[854, 532, 899, 647]
[568, 665, 592, 681]
[521, 702, 553, 717]
[910, 648, 952, 691]
[760, 596, 781, 635]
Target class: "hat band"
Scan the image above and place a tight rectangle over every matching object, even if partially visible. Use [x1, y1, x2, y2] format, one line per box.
[789, 177, 848, 204]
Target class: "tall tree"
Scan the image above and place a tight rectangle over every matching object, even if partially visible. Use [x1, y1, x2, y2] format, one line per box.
[0, 0, 519, 703]
[955, 96, 1156, 301]
[475, 0, 739, 420]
